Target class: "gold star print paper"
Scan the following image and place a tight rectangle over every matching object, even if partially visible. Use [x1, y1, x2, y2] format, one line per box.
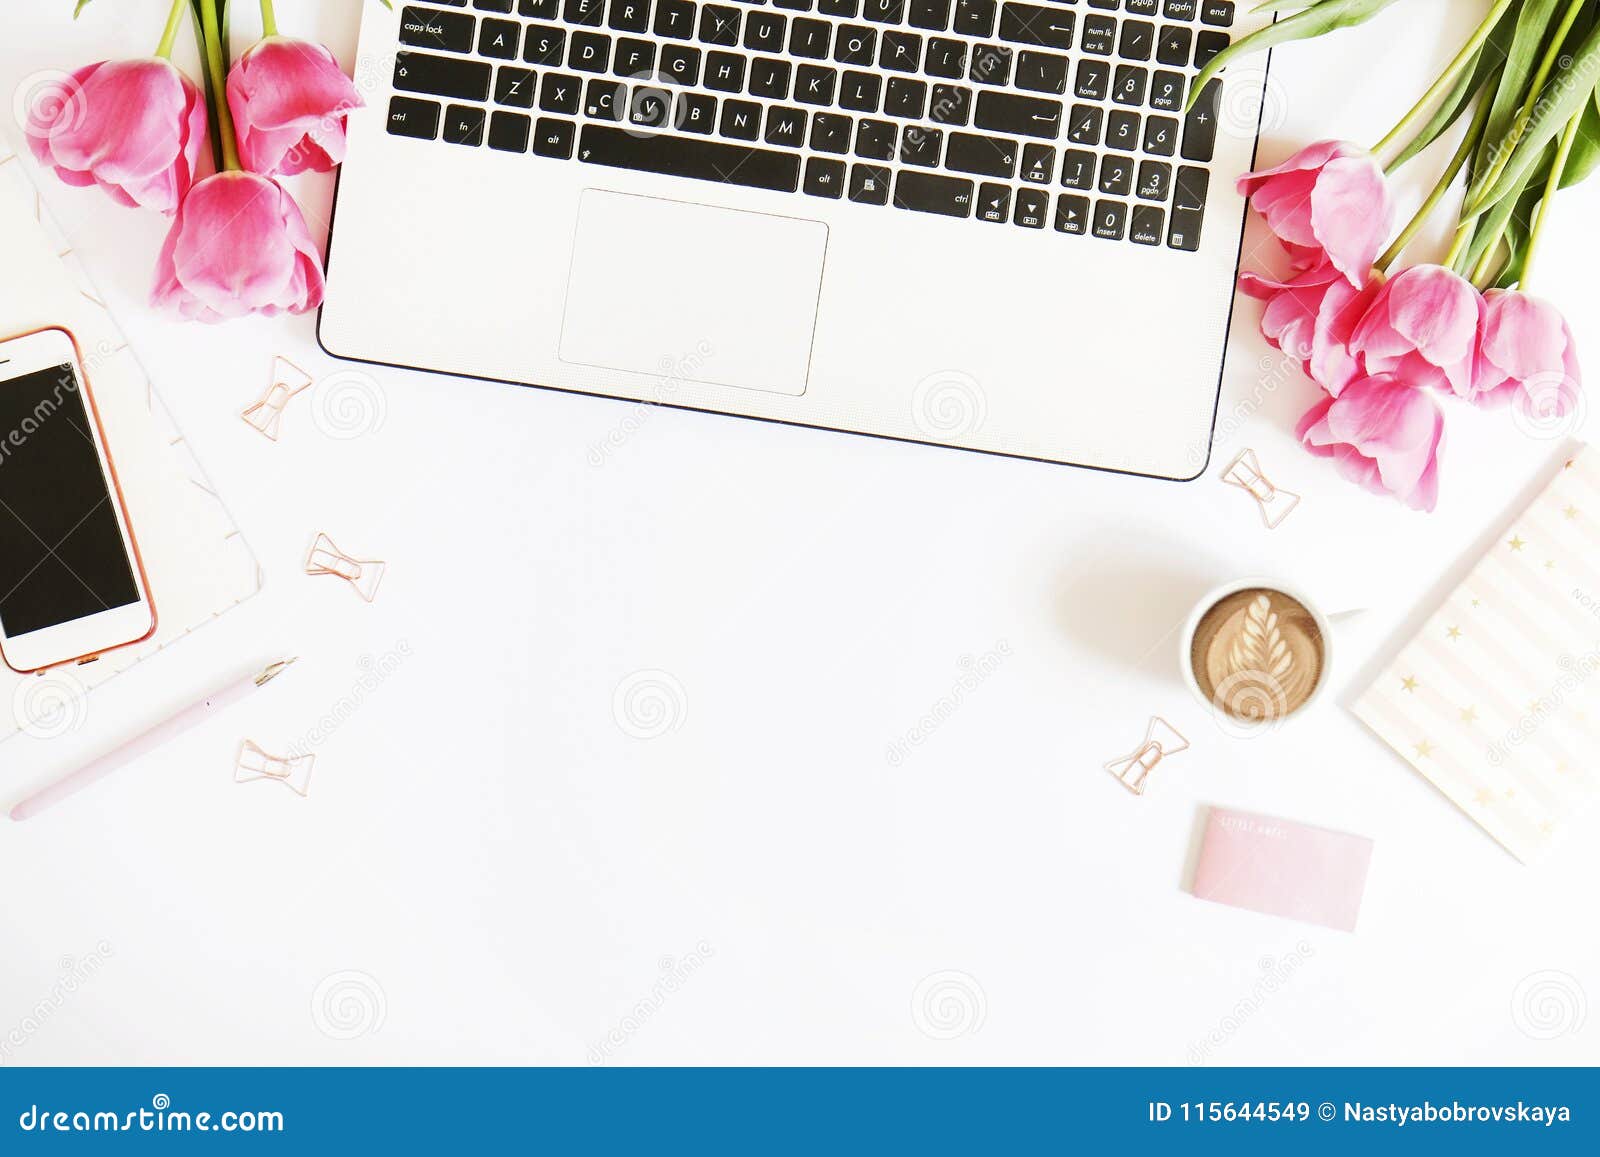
[1353, 448, 1600, 864]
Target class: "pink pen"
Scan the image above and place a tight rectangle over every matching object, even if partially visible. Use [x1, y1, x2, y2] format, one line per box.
[9, 659, 297, 821]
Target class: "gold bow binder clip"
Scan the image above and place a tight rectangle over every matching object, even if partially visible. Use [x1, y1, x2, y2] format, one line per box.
[241, 356, 315, 442]
[234, 740, 314, 796]
[305, 533, 386, 603]
[1221, 449, 1301, 529]
[1104, 717, 1189, 796]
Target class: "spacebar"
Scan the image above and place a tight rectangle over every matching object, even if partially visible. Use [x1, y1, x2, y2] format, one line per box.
[578, 126, 800, 193]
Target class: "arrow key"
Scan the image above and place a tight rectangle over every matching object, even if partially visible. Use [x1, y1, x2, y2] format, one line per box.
[1054, 192, 1088, 234]
[977, 181, 1010, 223]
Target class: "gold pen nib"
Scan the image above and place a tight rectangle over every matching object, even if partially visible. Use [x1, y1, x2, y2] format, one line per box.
[255, 657, 299, 687]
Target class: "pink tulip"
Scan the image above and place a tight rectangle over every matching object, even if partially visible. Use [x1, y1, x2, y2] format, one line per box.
[23, 58, 206, 214]
[1297, 373, 1444, 512]
[227, 37, 364, 176]
[1237, 141, 1392, 289]
[1348, 265, 1484, 399]
[1240, 264, 1383, 397]
[1472, 289, 1582, 418]
[152, 171, 325, 322]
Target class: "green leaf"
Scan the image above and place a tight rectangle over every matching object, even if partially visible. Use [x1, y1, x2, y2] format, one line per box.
[73, 0, 93, 16]
[1465, 19, 1600, 216]
[1185, 0, 1403, 111]
[1388, 3, 1515, 170]
[1470, 0, 1563, 185]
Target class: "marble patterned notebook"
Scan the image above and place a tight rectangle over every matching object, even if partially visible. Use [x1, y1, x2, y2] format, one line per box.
[0, 143, 260, 743]
[1353, 449, 1600, 864]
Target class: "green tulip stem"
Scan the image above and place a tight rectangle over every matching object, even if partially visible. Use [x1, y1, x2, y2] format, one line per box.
[260, 0, 278, 37]
[200, 0, 241, 171]
[155, 0, 187, 58]
[1370, 0, 1515, 161]
[1378, 92, 1493, 272]
[1520, 111, 1583, 290]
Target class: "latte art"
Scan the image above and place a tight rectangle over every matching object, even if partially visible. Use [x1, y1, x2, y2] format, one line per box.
[1190, 589, 1324, 721]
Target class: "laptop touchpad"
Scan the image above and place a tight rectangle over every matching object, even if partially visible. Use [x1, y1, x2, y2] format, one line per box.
[559, 190, 827, 397]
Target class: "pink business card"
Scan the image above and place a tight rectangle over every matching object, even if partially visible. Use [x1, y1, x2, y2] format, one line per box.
[1192, 807, 1374, 932]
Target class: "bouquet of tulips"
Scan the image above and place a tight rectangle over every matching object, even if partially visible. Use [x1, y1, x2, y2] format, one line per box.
[24, 0, 373, 321]
[1204, 0, 1595, 511]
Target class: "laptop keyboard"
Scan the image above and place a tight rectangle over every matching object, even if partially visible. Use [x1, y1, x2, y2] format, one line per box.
[387, 0, 1232, 247]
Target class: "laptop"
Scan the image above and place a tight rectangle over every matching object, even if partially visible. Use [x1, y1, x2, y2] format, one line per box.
[319, 0, 1270, 479]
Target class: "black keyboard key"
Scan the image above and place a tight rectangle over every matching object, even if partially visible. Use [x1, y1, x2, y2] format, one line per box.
[881, 30, 923, 71]
[1020, 141, 1052, 182]
[864, 0, 905, 22]
[745, 11, 788, 51]
[849, 163, 891, 203]
[1125, 0, 1157, 12]
[678, 90, 716, 131]
[1169, 163, 1207, 248]
[654, 0, 696, 37]
[533, 116, 575, 156]
[1201, 1, 1234, 26]
[1149, 70, 1184, 111]
[840, 71, 882, 110]
[953, 0, 996, 37]
[700, 5, 742, 44]
[885, 76, 927, 117]
[628, 86, 673, 128]
[834, 25, 877, 64]
[565, 0, 605, 23]
[804, 156, 847, 197]
[614, 38, 656, 75]
[399, 6, 475, 54]
[705, 51, 745, 91]
[1137, 158, 1171, 200]
[977, 181, 1009, 222]
[1164, 0, 1198, 20]
[854, 118, 896, 158]
[1074, 60, 1108, 100]
[791, 18, 833, 57]
[1097, 153, 1132, 195]
[765, 104, 807, 145]
[969, 43, 1011, 86]
[1130, 203, 1164, 245]
[1059, 147, 1093, 189]
[945, 130, 1016, 177]
[910, 0, 951, 29]
[974, 90, 1061, 138]
[569, 31, 611, 71]
[1143, 114, 1177, 155]
[523, 24, 566, 64]
[821, 0, 860, 13]
[1195, 29, 1228, 68]
[999, 4, 1073, 50]
[1092, 198, 1126, 239]
[775, 0, 814, 9]
[1181, 78, 1219, 160]
[1080, 14, 1115, 54]
[608, 0, 650, 31]
[443, 102, 486, 145]
[1105, 109, 1139, 150]
[494, 65, 537, 106]
[1157, 25, 1191, 66]
[488, 109, 531, 150]
[925, 37, 967, 78]
[796, 63, 838, 103]
[749, 57, 792, 97]
[1054, 192, 1088, 233]
[929, 83, 971, 125]
[1016, 50, 1068, 94]
[541, 71, 581, 112]
[479, 17, 521, 57]
[1118, 19, 1154, 60]
[660, 43, 701, 83]
[894, 169, 973, 216]
[584, 78, 625, 119]
[394, 51, 492, 101]
[810, 111, 853, 151]
[1066, 103, 1101, 144]
[899, 124, 942, 165]
[1112, 64, 1146, 105]
[386, 95, 441, 139]
[476, 0, 514, 10]
[720, 99, 761, 138]
[1013, 186, 1047, 227]
[579, 123, 802, 190]
[521, 0, 559, 14]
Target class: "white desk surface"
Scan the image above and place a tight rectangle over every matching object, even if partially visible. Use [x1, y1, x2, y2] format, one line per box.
[2, 0, 1596, 1066]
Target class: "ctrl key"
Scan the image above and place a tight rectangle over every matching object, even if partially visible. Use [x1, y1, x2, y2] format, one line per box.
[387, 96, 441, 139]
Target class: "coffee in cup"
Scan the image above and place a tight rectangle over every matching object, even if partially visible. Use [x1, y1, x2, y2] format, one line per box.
[1183, 583, 1328, 724]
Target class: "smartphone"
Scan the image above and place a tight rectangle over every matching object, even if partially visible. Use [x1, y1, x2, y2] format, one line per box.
[0, 327, 155, 673]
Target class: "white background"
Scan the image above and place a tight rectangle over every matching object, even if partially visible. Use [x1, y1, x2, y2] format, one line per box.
[0, 0, 1596, 1066]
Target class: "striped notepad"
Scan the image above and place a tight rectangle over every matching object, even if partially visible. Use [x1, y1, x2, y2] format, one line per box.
[1353, 449, 1600, 864]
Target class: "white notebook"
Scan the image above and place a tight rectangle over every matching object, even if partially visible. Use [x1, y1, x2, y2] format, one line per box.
[0, 145, 259, 742]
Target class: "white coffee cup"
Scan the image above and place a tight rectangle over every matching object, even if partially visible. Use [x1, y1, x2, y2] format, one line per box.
[1179, 577, 1335, 726]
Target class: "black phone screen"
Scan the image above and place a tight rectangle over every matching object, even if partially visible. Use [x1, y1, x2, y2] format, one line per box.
[0, 362, 140, 637]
